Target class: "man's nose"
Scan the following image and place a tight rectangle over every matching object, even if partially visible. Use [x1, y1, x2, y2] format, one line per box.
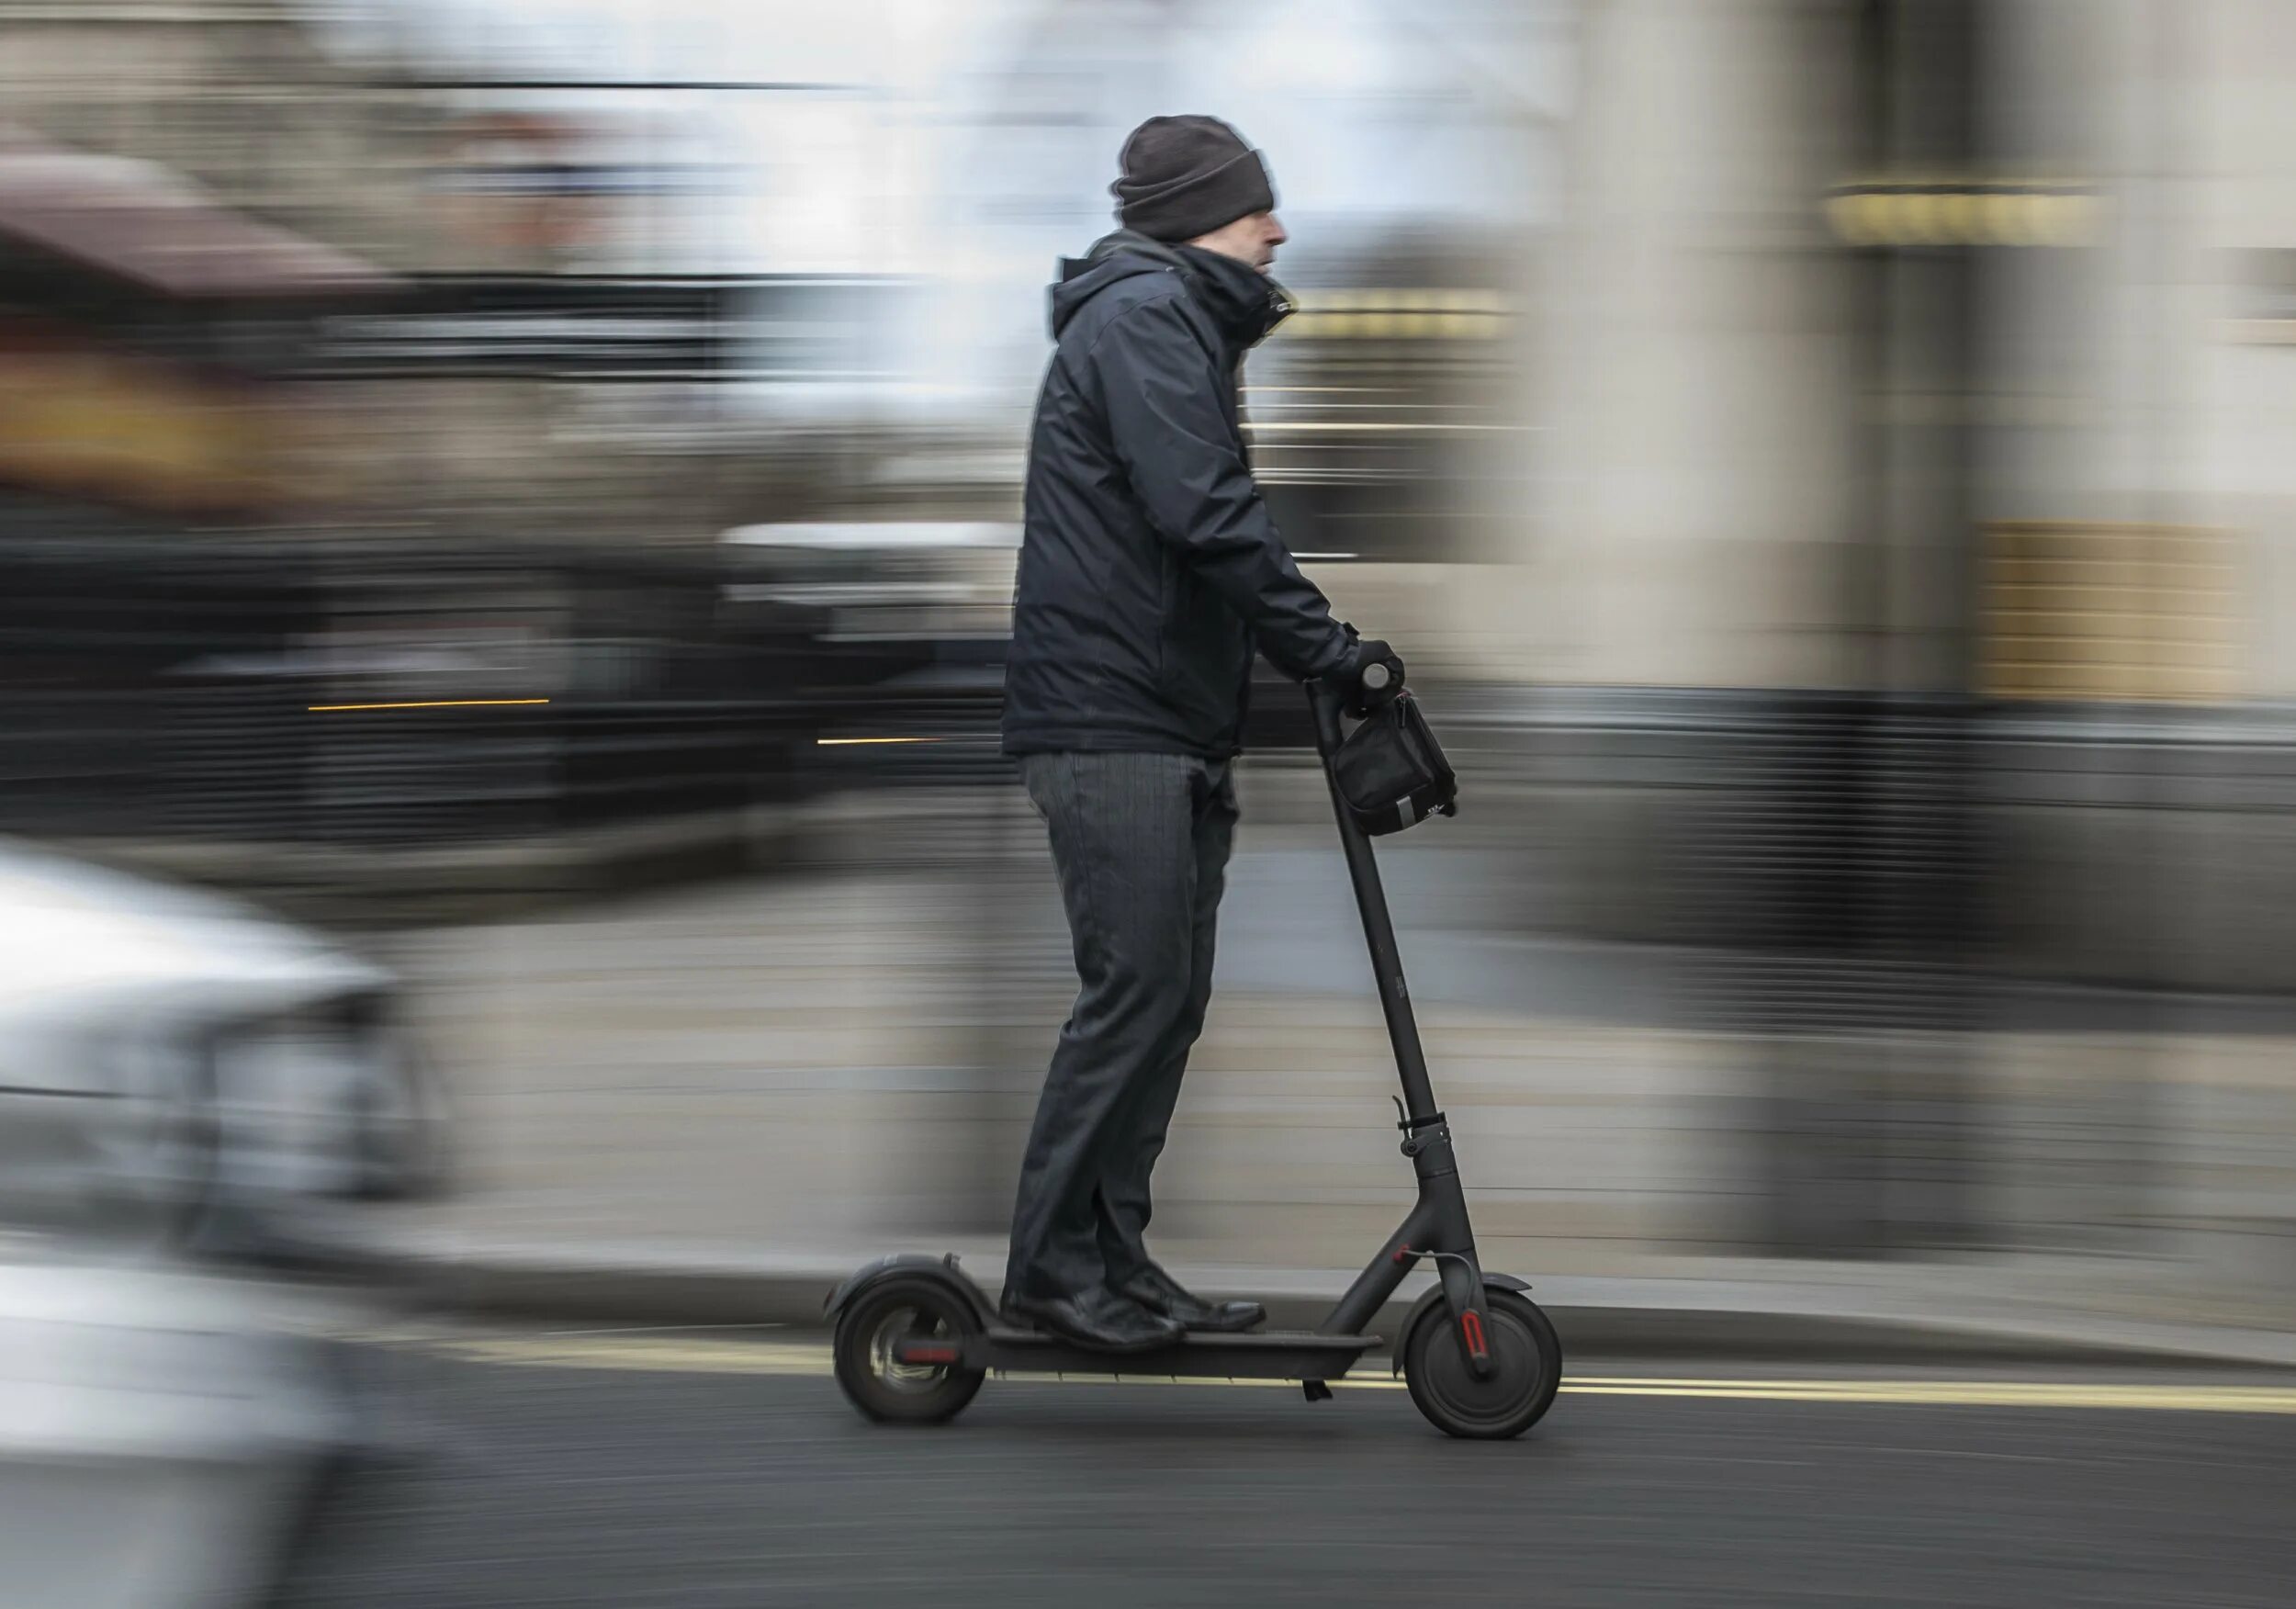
[1266, 215, 1289, 246]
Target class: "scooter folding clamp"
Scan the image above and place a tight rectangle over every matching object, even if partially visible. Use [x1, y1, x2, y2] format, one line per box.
[1389, 1095, 1447, 1133]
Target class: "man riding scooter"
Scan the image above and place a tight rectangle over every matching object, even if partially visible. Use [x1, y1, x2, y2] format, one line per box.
[998, 115, 1405, 1353]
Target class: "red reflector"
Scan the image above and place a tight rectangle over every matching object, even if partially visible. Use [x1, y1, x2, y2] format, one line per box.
[899, 1345, 959, 1365]
[1459, 1310, 1488, 1360]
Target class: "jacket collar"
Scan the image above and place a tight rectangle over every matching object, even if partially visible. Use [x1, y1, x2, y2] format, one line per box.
[1172, 241, 1294, 350]
[1079, 230, 1293, 350]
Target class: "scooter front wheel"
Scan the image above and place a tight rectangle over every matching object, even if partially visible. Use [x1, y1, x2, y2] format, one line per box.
[1401, 1288, 1561, 1440]
[832, 1276, 985, 1425]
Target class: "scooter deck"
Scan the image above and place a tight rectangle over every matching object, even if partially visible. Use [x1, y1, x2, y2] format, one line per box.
[960, 1326, 1381, 1380]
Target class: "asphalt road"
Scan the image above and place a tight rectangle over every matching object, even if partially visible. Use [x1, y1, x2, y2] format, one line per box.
[275, 1332, 2296, 1609]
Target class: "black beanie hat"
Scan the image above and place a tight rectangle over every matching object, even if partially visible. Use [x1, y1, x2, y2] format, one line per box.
[1111, 115, 1277, 242]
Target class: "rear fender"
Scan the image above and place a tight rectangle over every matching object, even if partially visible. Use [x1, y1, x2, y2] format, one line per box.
[823, 1253, 993, 1328]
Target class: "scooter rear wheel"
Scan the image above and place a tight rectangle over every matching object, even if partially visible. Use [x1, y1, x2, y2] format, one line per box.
[1401, 1288, 1561, 1440]
[832, 1277, 985, 1425]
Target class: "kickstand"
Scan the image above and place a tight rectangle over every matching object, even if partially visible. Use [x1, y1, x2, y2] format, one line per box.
[1302, 1379, 1334, 1402]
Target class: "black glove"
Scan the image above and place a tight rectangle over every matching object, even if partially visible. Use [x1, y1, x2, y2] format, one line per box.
[1340, 638, 1406, 716]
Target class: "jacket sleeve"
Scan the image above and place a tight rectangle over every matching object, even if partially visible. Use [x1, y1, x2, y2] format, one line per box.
[1089, 296, 1354, 682]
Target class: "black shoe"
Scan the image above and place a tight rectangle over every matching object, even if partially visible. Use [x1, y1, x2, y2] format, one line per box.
[1000, 1287, 1185, 1354]
[1116, 1266, 1266, 1333]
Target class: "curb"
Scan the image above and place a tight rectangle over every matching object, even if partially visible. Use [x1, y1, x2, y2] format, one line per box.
[370, 1245, 2296, 1371]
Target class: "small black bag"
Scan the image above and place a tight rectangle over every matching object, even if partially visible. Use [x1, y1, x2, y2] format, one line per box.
[1331, 692, 1458, 836]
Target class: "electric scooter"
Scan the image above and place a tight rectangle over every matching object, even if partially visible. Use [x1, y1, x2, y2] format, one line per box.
[827, 672, 1563, 1439]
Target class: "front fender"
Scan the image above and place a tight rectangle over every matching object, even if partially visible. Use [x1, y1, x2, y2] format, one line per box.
[823, 1253, 992, 1326]
[1390, 1273, 1532, 1375]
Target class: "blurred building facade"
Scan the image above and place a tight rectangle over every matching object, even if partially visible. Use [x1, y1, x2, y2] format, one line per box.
[0, 1, 888, 866]
[0, 0, 809, 544]
[1491, 0, 2296, 992]
[1459, 0, 2296, 1257]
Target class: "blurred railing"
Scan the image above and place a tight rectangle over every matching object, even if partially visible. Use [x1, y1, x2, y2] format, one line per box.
[0, 535, 976, 866]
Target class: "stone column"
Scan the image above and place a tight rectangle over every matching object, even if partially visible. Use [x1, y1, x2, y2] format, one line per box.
[1448, 0, 1867, 691]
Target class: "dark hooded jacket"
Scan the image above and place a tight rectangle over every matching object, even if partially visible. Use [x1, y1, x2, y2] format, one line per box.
[1001, 231, 1353, 758]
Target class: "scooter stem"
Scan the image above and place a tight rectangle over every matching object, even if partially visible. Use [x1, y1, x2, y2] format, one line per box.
[1305, 679, 1441, 1126]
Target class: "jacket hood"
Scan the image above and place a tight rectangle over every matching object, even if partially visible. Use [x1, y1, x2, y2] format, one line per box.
[1048, 231, 1186, 339]
[1048, 231, 1292, 347]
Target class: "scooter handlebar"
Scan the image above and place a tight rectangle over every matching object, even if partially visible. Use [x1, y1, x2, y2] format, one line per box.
[1304, 669, 1407, 760]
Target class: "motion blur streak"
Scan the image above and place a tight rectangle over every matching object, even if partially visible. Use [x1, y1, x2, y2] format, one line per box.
[6, 0, 2296, 1605]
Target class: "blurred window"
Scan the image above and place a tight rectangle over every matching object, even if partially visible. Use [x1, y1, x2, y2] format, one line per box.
[1982, 523, 2243, 703]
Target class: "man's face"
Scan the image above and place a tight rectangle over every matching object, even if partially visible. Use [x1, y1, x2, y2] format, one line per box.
[1188, 210, 1289, 274]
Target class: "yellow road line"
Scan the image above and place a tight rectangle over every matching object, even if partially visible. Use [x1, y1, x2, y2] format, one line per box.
[430, 1337, 837, 1375]
[387, 1335, 2296, 1414]
[308, 698, 551, 713]
[1565, 1379, 2296, 1412]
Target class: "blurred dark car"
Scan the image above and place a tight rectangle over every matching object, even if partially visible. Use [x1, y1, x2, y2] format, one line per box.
[719, 521, 1015, 787]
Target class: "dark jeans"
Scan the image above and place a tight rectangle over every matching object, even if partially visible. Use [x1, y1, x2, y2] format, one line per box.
[1004, 751, 1238, 1303]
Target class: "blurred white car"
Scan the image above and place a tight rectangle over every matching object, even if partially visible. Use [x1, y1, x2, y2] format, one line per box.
[0, 1256, 357, 1609]
[0, 838, 450, 1248]
[0, 842, 440, 1607]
